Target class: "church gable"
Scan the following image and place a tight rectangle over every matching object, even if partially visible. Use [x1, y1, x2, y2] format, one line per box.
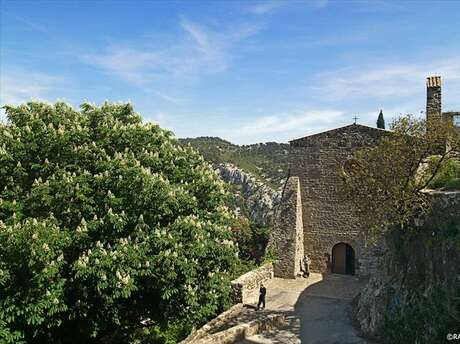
[290, 124, 387, 149]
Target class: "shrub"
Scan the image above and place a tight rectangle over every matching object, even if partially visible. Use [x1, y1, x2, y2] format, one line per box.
[427, 158, 460, 190]
[230, 217, 269, 264]
[380, 285, 459, 344]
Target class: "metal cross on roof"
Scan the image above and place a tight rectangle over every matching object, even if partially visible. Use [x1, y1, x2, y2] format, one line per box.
[353, 116, 359, 124]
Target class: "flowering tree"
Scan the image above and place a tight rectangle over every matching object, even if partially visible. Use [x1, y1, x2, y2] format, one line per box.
[342, 115, 460, 239]
[0, 102, 238, 343]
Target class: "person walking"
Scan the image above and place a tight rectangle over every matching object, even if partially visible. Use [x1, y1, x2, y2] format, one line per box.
[257, 283, 266, 310]
[303, 255, 311, 278]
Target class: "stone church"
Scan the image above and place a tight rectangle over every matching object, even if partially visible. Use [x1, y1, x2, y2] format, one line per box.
[271, 76, 460, 278]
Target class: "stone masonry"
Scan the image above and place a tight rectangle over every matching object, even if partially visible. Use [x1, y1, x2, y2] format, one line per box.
[426, 76, 442, 123]
[269, 176, 304, 278]
[230, 263, 274, 304]
[289, 124, 386, 276]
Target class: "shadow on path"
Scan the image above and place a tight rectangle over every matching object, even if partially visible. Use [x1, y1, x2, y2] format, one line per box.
[295, 274, 368, 344]
[238, 273, 370, 344]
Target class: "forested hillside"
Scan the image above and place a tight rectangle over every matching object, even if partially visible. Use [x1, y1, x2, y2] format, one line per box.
[180, 137, 290, 189]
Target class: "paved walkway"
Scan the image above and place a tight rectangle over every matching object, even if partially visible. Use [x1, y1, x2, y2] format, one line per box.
[237, 273, 369, 344]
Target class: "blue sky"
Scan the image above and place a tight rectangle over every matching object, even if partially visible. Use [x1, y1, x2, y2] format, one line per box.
[1, 0, 460, 144]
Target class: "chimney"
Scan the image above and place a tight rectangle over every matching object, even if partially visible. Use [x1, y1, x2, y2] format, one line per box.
[426, 76, 442, 124]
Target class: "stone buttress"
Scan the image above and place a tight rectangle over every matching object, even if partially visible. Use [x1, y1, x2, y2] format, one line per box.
[270, 176, 304, 279]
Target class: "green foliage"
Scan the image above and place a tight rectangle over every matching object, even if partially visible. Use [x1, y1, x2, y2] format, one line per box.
[0, 102, 238, 343]
[230, 217, 269, 264]
[131, 321, 192, 344]
[380, 284, 459, 344]
[342, 114, 460, 239]
[180, 137, 289, 189]
[427, 158, 460, 190]
[379, 216, 460, 344]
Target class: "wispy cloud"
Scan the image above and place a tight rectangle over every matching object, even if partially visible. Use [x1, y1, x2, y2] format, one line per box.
[0, 69, 62, 106]
[82, 47, 164, 86]
[312, 57, 460, 102]
[152, 90, 187, 104]
[3, 12, 49, 33]
[312, 0, 329, 9]
[246, 0, 328, 15]
[82, 18, 262, 86]
[240, 109, 345, 136]
[0, 69, 66, 122]
[247, 1, 286, 14]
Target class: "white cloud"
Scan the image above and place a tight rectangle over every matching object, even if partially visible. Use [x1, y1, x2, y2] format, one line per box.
[312, 57, 460, 102]
[246, 0, 328, 15]
[152, 91, 187, 104]
[83, 18, 261, 86]
[247, 1, 286, 14]
[82, 48, 164, 86]
[0, 69, 64, 123]
[239, 109, 345, 136]
[3, 12, 49, 34]
[0, 69, 61, 106]
[312, 0, 329, 9]
[304, 54, 460, 134]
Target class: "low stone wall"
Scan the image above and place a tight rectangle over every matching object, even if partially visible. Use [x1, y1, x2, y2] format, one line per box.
[180, 304, 244, 344]
[230, 263, 273, 305]
[198, 313, 285, 344]
[181, 264, 275, 344]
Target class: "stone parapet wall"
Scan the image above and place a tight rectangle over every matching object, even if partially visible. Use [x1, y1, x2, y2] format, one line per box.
[197, 313, 285, 344]
[180, 304, 244, 344]
[230, 263, 273, 305]
[181, 263, 279, 344]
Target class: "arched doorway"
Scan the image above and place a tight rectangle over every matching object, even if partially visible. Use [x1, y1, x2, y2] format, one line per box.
[332, 243, 355, 275]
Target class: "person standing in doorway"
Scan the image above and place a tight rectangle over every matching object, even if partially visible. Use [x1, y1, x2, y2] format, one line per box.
[303, 255, 311, 278]
[257, 283, 266, 310]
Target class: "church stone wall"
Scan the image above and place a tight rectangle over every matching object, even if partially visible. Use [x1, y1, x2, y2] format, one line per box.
[289, 124, 386, 276]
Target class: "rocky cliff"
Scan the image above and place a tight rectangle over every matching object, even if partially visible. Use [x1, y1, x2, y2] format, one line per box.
[217, 163, 281, 227]
[353, 191, 460, 343]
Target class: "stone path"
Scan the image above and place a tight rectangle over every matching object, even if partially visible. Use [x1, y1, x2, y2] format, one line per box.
[236, 273, 369, 344]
